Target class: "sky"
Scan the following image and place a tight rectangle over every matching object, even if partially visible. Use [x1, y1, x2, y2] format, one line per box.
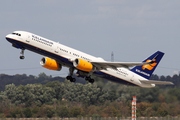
[1, 0, 180, 77]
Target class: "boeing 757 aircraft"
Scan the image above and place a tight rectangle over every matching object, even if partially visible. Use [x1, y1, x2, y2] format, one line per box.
[6, 31, 173, 88]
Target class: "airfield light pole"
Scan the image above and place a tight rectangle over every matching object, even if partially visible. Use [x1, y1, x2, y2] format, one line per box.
[111, 51, 114, 62]
[132, 96, 136, 120]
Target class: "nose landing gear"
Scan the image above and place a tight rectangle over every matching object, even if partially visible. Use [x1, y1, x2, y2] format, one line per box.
[20, 49, 25, 59]
[20, 56, 25, 59]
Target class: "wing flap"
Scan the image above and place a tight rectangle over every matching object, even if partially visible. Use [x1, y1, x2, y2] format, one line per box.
[139, 80, 174, 85]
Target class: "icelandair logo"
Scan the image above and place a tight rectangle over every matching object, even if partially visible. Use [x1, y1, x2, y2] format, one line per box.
[142, 59, 157, 70]
[135, 59, 157, 77]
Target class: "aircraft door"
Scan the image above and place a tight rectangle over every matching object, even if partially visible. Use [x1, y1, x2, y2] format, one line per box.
[54, 43, 60, 53]
[25, 35, 30, 43]
[130, 74, 134, 82]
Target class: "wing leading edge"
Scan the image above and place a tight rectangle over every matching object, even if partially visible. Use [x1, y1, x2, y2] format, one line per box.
[91, 61, 152, 70]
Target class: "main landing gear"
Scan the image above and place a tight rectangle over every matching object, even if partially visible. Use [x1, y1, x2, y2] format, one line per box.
[66, 75, 94, 83]
[66, 68, 94, 83]
[20, 49, 25, 59]
[66, 67, 76, 82]
[66, 76, 76, 82]
[85, 76, 94, 83]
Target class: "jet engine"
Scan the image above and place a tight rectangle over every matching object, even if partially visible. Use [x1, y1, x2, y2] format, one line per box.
[73, 58, 93, 72]
[40, 57, 62, 71]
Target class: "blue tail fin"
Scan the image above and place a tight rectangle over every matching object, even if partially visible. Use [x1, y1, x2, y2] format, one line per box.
[130, 51, 164, 79]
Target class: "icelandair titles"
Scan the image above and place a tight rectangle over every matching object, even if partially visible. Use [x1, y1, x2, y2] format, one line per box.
[32, 35, 53, 45]
[136, 69, 150, 77]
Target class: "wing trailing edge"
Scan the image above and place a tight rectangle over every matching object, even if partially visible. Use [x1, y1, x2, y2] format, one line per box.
[139, 80, 174, 85]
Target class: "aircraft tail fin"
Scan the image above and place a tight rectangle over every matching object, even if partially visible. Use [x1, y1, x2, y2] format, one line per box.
[130, 51, 164, 79]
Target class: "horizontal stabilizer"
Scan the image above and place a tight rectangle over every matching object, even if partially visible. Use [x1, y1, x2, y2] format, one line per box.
[140, 80, 174, 85]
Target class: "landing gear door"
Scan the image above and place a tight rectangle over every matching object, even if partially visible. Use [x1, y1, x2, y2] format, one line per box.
[54, 43, 60, 54]
[25, 35, 30, 43]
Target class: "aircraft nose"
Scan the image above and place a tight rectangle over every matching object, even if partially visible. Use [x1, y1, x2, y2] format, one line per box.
[5, 34, 13, 42]
[6, 34, 11, 39]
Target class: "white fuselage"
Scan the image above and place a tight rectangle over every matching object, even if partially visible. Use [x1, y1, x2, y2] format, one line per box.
[6, 31, 155, 88]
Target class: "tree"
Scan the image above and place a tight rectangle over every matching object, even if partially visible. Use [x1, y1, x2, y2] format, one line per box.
[156, 102, 169, 117]
[45, 105, 55, 118]
[157, 107, 168, 117]
[23, 108, 32, 118]
[57, 106, 69, 118]
[138, 87, 160, 102]
[9, 107, 23, 118]
[150, 74, 159, 80]
[4, 83, 16, 103]
[63, 81, 105, 105]
[45, 81, 65, 100]
[4, 83, 56, 106]
[168, 87, 180, 101]
[108, 89, 117, 102]
[32, 106, 40, 114]
[69, 107, 82, 117]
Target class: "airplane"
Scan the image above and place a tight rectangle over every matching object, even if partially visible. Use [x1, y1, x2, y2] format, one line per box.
[5, 31, 173, 88]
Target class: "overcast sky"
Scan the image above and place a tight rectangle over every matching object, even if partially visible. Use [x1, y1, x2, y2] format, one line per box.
[1, 0, 180, 77]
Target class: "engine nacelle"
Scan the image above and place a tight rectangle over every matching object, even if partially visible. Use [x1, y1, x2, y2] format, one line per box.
[73, 58, 93, 72]
[40, 57, 62, 71]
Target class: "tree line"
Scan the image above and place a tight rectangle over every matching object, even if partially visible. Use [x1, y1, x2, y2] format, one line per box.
[0, 73, 180, 118]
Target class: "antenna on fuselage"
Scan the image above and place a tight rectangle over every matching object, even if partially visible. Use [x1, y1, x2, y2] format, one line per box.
[111, 51, 114, 62]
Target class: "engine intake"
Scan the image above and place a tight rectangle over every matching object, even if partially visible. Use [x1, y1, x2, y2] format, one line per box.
[40, 57, 62, 71]
[73, 58, 93, 72]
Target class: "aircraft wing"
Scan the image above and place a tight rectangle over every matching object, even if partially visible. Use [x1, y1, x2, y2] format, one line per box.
[91, 61, 151, 70]
[139, 80, 174, 85]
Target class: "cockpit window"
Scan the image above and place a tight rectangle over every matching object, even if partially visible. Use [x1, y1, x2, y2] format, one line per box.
[12, 32, 21, 36]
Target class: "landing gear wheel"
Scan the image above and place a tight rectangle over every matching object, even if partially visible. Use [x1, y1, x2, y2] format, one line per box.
[85, 76, 94, 83]
[20, 49, 25, 59]
[66, 76, 76, 82]
[66, 76, 72, 80]
[20, 56, 25, 59]
[89, 79, 94, 83]
[85, 76, 90, 81]
[70, 78, 76, 82]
